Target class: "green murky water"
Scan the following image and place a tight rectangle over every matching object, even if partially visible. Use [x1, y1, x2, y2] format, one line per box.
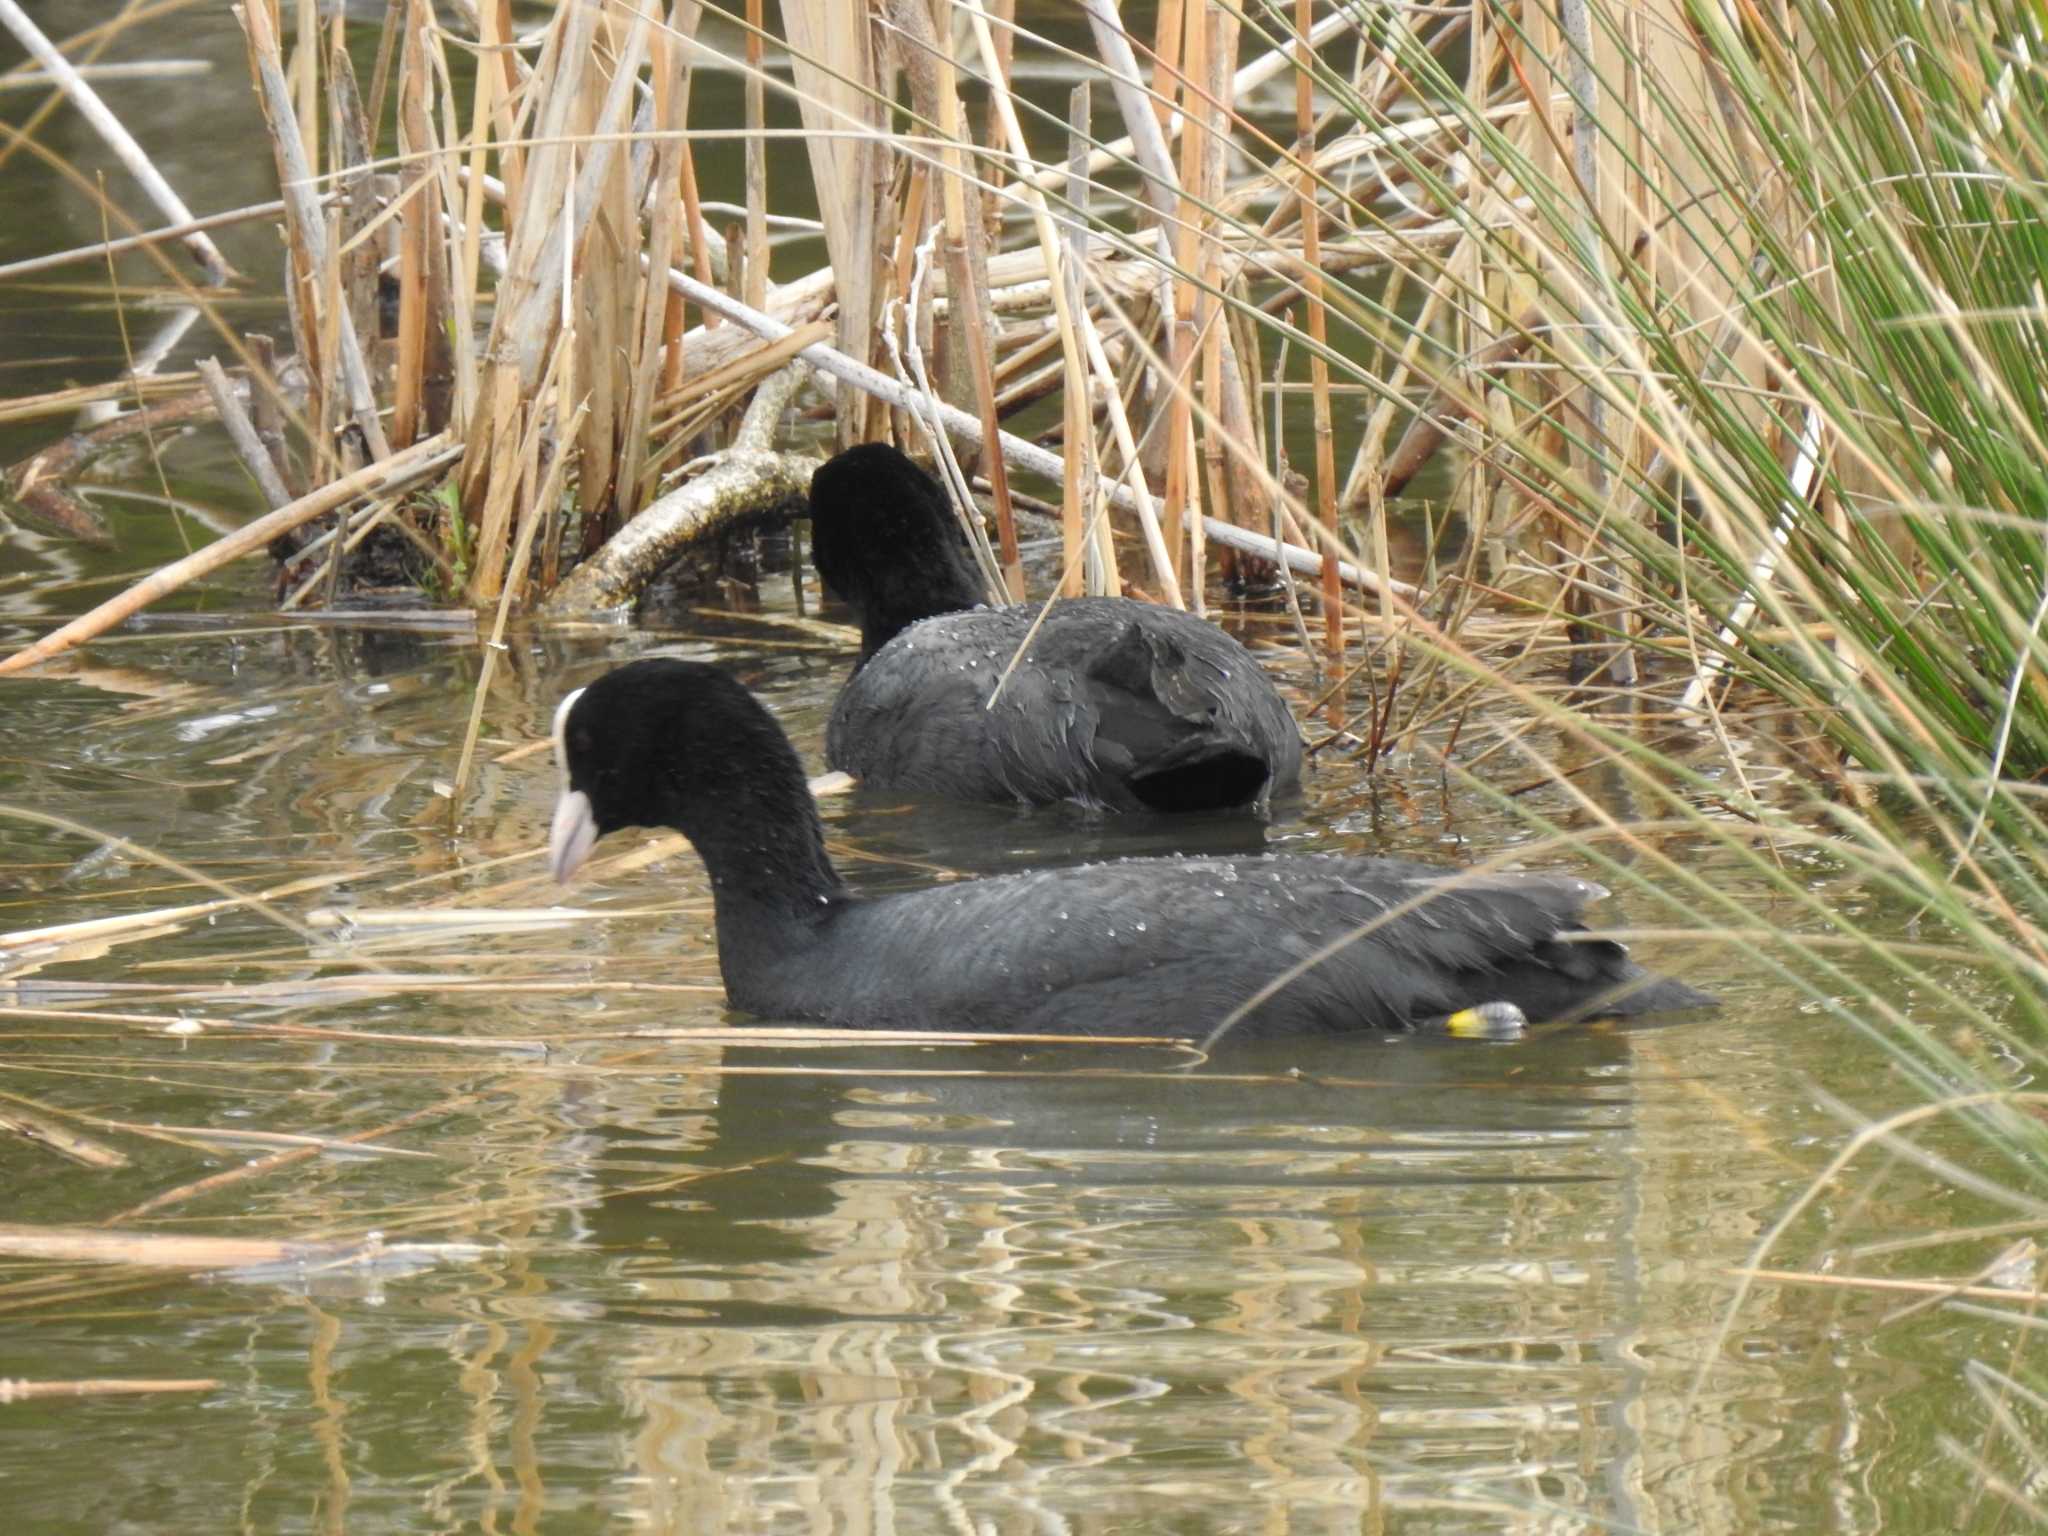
[0, 608, 2024, 1535]
[1, 4, 2037, 1533]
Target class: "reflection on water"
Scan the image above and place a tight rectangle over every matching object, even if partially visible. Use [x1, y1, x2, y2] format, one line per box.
[0, 602, 2005, 1535]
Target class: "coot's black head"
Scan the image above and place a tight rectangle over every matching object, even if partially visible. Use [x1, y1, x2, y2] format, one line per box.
[548, 658, 824, 890]
[808, 442, 991, 657]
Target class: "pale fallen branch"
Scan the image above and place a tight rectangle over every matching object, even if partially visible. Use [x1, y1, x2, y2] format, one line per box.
[544, 363, 815, 613]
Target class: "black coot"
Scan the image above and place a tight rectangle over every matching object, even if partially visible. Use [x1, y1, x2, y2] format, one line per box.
[548, 660, 1715, 1041]
[808, 443, 1303, 813]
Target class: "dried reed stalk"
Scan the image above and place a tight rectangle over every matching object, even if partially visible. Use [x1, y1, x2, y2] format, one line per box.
[782, 0, 889, 448]
[1065, 81, 1112, 595]
[451, 344, 583, 809]
[743, 0, 768, 314]
[239, 0, 388, 467]
[1294, 0, 1343, 692]
[959, 0, 1105, 598]
[889, 0, 1022, 597]
[391, 0, 451, 449]
[1161, 1, 1204, 586]
[457, 0, 648, 602]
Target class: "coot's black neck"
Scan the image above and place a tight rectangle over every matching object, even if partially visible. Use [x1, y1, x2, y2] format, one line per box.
[685, 777, 845, 1015]
[666, 753, 844, 926]
[856, 551, 987, 662]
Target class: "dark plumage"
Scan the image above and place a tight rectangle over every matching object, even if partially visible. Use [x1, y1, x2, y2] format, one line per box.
[548, 660, 1716, 1041]
[808, 443, 1304, 813]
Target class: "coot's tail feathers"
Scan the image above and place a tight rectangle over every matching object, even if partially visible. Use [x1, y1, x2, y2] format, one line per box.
[1082, 616, 1299, 812]
[1468, 954, 1718, 1025]
[1398, 870, 1717, 1023]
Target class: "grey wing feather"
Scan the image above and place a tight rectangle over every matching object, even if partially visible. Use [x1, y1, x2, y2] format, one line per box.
[803, 855, 1683, 1038]
[827, 601, 1302, 810]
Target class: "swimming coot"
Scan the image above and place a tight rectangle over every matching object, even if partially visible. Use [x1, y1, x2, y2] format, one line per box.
[808, 442, 1304, 813]
[548, 660, 1715, 1041]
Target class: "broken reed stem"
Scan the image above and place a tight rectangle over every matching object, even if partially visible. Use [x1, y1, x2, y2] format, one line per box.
[391, 0, 437, 450]
[616, 16, 684, 521]
[743, 0, 767, 316]
[1196, 7, 1234, 577]
[1164, 1, 1204, 589]
[1065, 80, 1108, 596]
[1295, 0, 1344, 707]
[196, 357, 291, 510]
[904, 0, 1023, 598]
[365, 0, 404, 136]
[962, 0, 1099, 599]
[665, 0, 714, 396]
[0, 436, 462, 675]
[1557, 0, 1637, 690]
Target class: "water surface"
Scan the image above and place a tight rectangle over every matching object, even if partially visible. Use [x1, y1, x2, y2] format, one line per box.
[0, 607, 2015, 1535]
